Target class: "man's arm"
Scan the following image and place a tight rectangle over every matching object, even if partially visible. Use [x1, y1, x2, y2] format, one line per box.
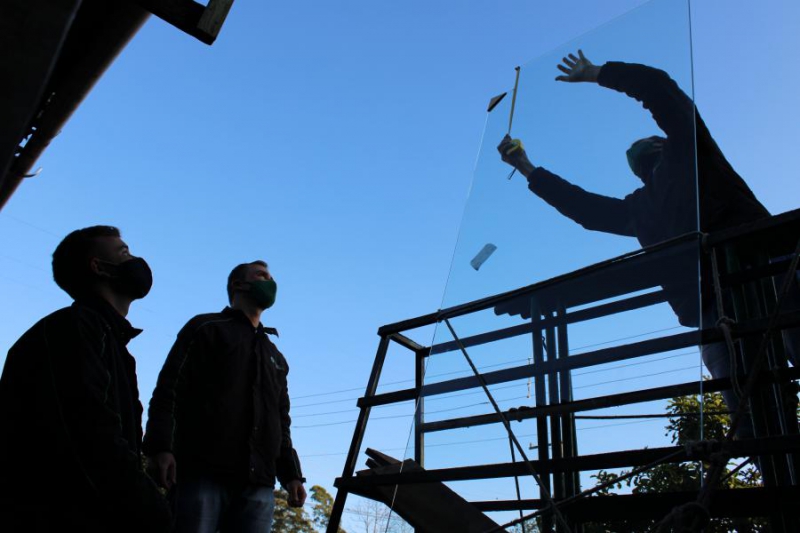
[527, 166, 638, 236]
[275, 359, 306, 507]
[143, 320, 203, 488]
[64, 311, 171, 530]
[498, 135, 637, 236]
[556, 50, 695, 141]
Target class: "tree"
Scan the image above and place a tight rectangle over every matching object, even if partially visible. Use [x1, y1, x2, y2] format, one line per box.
[350, 498, 413, 533]
[310, 485, 346, 533]
[587, 391, 765, 532]
[272, 485, 347, 533]
[273, 488, 315, 533]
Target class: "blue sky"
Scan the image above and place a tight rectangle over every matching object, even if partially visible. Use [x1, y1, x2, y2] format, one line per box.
[1, 0, 799, 529]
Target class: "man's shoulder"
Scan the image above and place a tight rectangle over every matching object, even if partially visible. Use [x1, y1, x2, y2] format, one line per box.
[179, 311, 237, 336]
[9, 306, 85, 354]
[25, 305, 87, 335]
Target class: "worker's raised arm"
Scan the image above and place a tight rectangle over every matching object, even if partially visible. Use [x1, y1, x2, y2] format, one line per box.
[556, 50, 695, 142]
[498, 135, 636, 237]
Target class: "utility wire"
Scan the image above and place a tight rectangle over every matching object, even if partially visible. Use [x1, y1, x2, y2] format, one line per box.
[293, 363, 700, 424]
[292, 348, 698, 409]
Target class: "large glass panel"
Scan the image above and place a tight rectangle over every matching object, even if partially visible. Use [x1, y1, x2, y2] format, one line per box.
[392, 0, 704, 530]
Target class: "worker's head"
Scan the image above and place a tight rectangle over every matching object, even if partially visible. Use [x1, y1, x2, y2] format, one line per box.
[227, 260, 276, 310]
[627, 136, 665, 181]
[52, 226, 152, 301]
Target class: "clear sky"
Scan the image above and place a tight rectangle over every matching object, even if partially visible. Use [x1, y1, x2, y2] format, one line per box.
[1, 0, 798, 530]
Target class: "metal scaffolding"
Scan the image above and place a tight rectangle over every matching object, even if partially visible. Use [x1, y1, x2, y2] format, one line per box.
[328, 209, 800, 533]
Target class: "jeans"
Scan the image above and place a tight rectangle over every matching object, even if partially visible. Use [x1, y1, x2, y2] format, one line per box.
[173, 477, 275, 533]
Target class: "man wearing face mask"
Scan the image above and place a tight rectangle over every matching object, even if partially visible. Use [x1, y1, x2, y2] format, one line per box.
[144, 260, 305, 532]
[0, 226, 171, 532]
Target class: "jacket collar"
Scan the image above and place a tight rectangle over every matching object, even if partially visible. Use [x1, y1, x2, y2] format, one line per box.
[75, 296, 142, 344]
[222, 306, 279, 337]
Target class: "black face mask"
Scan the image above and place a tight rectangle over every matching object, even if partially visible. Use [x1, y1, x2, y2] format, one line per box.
[98, 257, 153, 300]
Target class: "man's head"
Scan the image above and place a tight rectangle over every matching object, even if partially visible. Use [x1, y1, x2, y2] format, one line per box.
[227, 260, 277, 310]
[52, 226, 152, 301]
[627, 135, 666, 181]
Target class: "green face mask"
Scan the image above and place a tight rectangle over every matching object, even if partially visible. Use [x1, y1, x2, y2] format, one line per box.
[247, 279, 278, 309]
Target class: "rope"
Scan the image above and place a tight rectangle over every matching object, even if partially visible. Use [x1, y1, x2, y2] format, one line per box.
[443, 318, 572, 533]
[710, 245, 746, 399]
[654, 502, 710, 533]
[654, 238, 800, 532]
[508, 436, 527, 533]
[485, 449, 685, 533]
[716, 317, 745, 399]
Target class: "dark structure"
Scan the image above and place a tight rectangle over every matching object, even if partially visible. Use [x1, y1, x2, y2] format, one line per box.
[0, 0, 235, 211]
[328, 210, 800, 532]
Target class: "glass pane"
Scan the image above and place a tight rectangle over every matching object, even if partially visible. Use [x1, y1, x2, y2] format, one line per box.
[395, 0, 704, 530]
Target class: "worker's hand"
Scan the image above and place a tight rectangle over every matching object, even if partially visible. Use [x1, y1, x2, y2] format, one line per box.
[497, 134, 535, 176]
[286, 479, 307, 508]
[149, 452, 177, 490]
[555, 49, 601, 83]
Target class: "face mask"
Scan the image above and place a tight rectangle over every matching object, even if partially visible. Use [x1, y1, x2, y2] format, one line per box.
[626, 137, 664, 181]
[98, 257, 153, 300]
[247, 279, 278, 310]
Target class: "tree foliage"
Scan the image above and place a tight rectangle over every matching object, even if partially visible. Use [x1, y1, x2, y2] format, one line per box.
[273, 488, 315, 533]
[273, 485, 347, 533]
[586, 391, 764, 532]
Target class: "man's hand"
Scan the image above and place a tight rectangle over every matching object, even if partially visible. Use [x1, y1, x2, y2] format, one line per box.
[497, 134, 535, 176]
[149, 452, 177, 490]
[555, 49, 601, 83]
[286, 479, 307, 508]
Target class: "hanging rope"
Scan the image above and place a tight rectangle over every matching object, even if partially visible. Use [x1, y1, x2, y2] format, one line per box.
[709, 246, 746, 399]
[508, 436, 527, 533]
[486, 449, 684, 533]
[443, 318, 572, 533]
[654, 237, 800, 532]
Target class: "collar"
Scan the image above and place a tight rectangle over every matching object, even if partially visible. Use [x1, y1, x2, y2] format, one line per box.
[221, 307, 279, 337]
[75, 296, 142, 344]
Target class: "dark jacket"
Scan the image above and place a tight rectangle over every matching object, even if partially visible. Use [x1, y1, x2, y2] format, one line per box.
[527, 61, 770, 325]
[0, 298, 171, 532]
[143, 307, 304, 488]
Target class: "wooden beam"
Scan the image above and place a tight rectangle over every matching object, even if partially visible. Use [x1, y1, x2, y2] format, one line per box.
[134, 0, 235, 44]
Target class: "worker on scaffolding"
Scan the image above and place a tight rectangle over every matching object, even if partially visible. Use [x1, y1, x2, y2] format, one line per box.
[498, 51, 799, 460]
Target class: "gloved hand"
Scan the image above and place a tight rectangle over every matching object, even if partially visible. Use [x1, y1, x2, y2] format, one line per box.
[555, 49, 601, 83]
[498, 134, 535, 176]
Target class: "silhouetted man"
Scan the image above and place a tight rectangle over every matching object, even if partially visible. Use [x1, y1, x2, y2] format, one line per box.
[0, 226, 171, 532]
[145, 260, 306, 533]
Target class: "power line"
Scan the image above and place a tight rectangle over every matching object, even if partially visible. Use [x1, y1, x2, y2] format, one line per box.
[302, 415, 668, 459]
[291, 348, 697, 410]
[292, 350, 698, 418]
[291, 332, 697, 407]
[294, 362, 700, 430]
[0, 212, 61, 238]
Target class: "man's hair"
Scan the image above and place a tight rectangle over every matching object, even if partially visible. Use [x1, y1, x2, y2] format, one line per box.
[630, 135, 666, 148]
[227, 260, 268, 304]
[52, 226, 121, 300]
